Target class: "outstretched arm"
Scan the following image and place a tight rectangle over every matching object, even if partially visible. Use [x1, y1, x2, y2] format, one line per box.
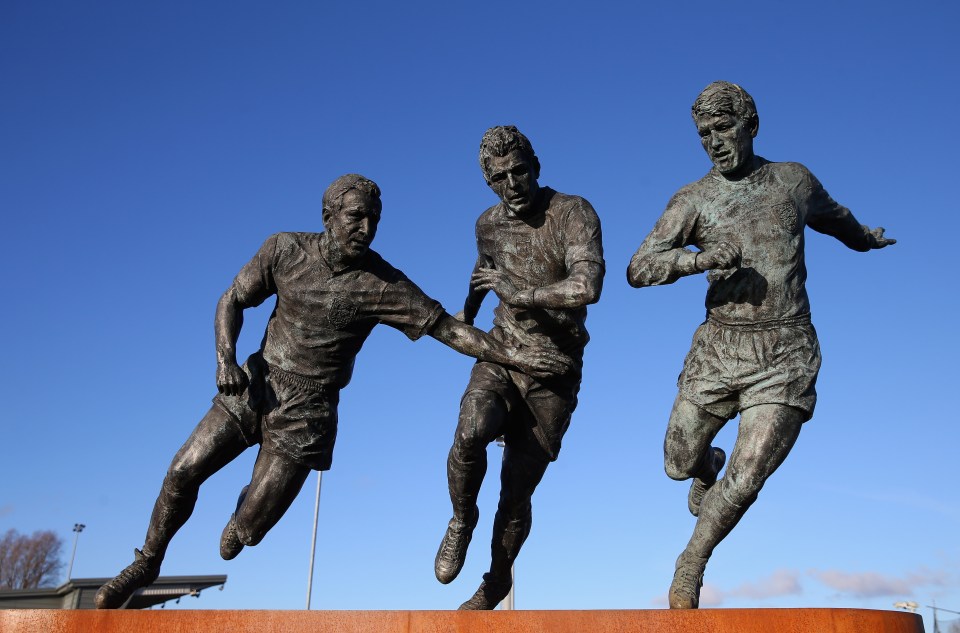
[472, 260, 603, 310]
[429, 314, 572, 379]
[805, 170, 896, 251]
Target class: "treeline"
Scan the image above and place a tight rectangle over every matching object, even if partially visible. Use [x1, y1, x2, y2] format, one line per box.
[0, 529, 64, 589]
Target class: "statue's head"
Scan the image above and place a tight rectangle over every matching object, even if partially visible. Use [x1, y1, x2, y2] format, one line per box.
[691, 81, 759, 176]
[479, 125, 541, 217]
[322, 174, 382, 262]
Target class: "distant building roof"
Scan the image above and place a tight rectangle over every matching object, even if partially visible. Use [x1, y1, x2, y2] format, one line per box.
[0, 575, 227, 610]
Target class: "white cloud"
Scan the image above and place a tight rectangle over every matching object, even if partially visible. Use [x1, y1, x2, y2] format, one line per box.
[699, 583, 725, 606]
[811, 566, 952, 598]
[728, 569, 803, 600]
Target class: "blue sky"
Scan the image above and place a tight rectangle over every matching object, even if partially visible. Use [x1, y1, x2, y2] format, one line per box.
[1, 0, 957, 628]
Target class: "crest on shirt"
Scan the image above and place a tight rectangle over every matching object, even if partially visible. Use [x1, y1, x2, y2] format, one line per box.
[512, 238, 534, 260]
[771, 200, 799, 233]
[326, 293, 358, 330]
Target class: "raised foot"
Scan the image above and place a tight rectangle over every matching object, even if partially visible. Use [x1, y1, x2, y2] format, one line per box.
[435, 506, 479, 584]
[458, 573, 512, 610]
[668, 550, 708, 609]
[688, 447, 726, 517]
[220, 514, 244, 560]
[94, 548, 160, 609]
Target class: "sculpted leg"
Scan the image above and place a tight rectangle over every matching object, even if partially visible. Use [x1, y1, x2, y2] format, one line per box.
[459, 443, 550, 610]
[669, 404, 804, 609]
[490, 444, 550, 578]
[95, 405, 249, 608]
[664, 395, 727, 516]
[220, 449, 311, 559]
[447, 390, 508, 516]
[436, 390, 506, 584]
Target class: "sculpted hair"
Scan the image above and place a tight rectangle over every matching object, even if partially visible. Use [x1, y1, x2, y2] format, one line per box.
[692, 81, 758, 125]
[322, 174, 382, 220]
[478, 125, 538, 179]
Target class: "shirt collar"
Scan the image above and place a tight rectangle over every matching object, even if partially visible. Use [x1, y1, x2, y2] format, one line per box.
[499, 186, 550, 220]
[319, 232, 361, 274]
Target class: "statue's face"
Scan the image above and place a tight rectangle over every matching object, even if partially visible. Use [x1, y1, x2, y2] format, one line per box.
[485, 150, 540, 216]
[695, 112, 756, 175]
[325, 189, 380, 261]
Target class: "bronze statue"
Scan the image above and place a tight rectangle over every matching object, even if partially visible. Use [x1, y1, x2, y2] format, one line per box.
[95, 174, 571, 609]
[627, 82, 895, 609]
[436, 126, 604, 609]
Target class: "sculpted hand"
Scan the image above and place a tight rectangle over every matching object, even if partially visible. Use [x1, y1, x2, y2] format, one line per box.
[867, 227, 896, 249]
[508, 347, 574, 379]
[697, 241, 741, 271]
[217, 362, 248, 397]
[472, 268, 522, 305]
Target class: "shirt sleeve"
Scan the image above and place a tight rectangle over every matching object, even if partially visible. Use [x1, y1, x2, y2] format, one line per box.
[232, 234, 279, 307]
[374, 267, 446, 341]
[802, 167, 875, 252]
[473, 213, 496, 267]
[563, 197, 605, 270]
[628, 191, 700, 287]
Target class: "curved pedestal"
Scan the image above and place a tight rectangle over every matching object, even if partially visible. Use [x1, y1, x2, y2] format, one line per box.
[0, 608, 925, 633]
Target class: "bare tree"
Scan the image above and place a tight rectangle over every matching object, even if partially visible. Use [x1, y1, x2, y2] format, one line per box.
[0, 529, 64, 589]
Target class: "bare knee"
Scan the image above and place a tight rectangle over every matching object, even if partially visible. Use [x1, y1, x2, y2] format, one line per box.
[717, 450, 769, 507]
[663, 438, 704, 481]
[453, 426, 487, 459]
[163, 455, 204, 497]
[718, 404, 803, 506]
[663, 396, 724, 481]
[664, 458, 697, 481]
[716, 475, 759, 509]
[453, 391, 504, 458]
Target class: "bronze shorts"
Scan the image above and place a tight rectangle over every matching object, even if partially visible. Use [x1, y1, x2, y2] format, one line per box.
[677, 316, 821, 421]
[214, 353, 340, 471]
[465, 359, 580, 462]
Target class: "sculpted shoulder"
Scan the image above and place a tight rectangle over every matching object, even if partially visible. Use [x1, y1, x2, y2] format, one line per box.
[767, 160, 816, 189]
[665, 179, 709, 212]
[273, 231, 322, 254]
[360, 247, 407, 284]
[545, 189, 595, 214]
[676, 179, 706, 198]
[476, 202, 503, 228]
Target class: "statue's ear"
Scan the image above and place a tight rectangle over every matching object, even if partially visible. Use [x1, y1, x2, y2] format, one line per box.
[321, 207, 331, 228]
[532, 156, 541, 180]
[748, 114, 760, 138]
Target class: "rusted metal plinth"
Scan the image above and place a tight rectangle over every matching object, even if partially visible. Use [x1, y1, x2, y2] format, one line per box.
[0, 608, 925, 633]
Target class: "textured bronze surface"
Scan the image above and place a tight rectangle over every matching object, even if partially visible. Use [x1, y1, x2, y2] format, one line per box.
[94, 174, 573, 610]
[627, 81, 896, 609]
[0, 608, 925, 633]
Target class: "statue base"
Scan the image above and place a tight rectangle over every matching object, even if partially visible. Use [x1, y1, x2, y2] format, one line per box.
[0, 608, 924, 632]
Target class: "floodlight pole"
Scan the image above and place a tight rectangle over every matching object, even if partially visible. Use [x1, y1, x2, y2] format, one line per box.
[495, 437, 515, 610]
[66, 523, 85, 580]
[306, 472, 323, 609]
[926, 603, 960, 633]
